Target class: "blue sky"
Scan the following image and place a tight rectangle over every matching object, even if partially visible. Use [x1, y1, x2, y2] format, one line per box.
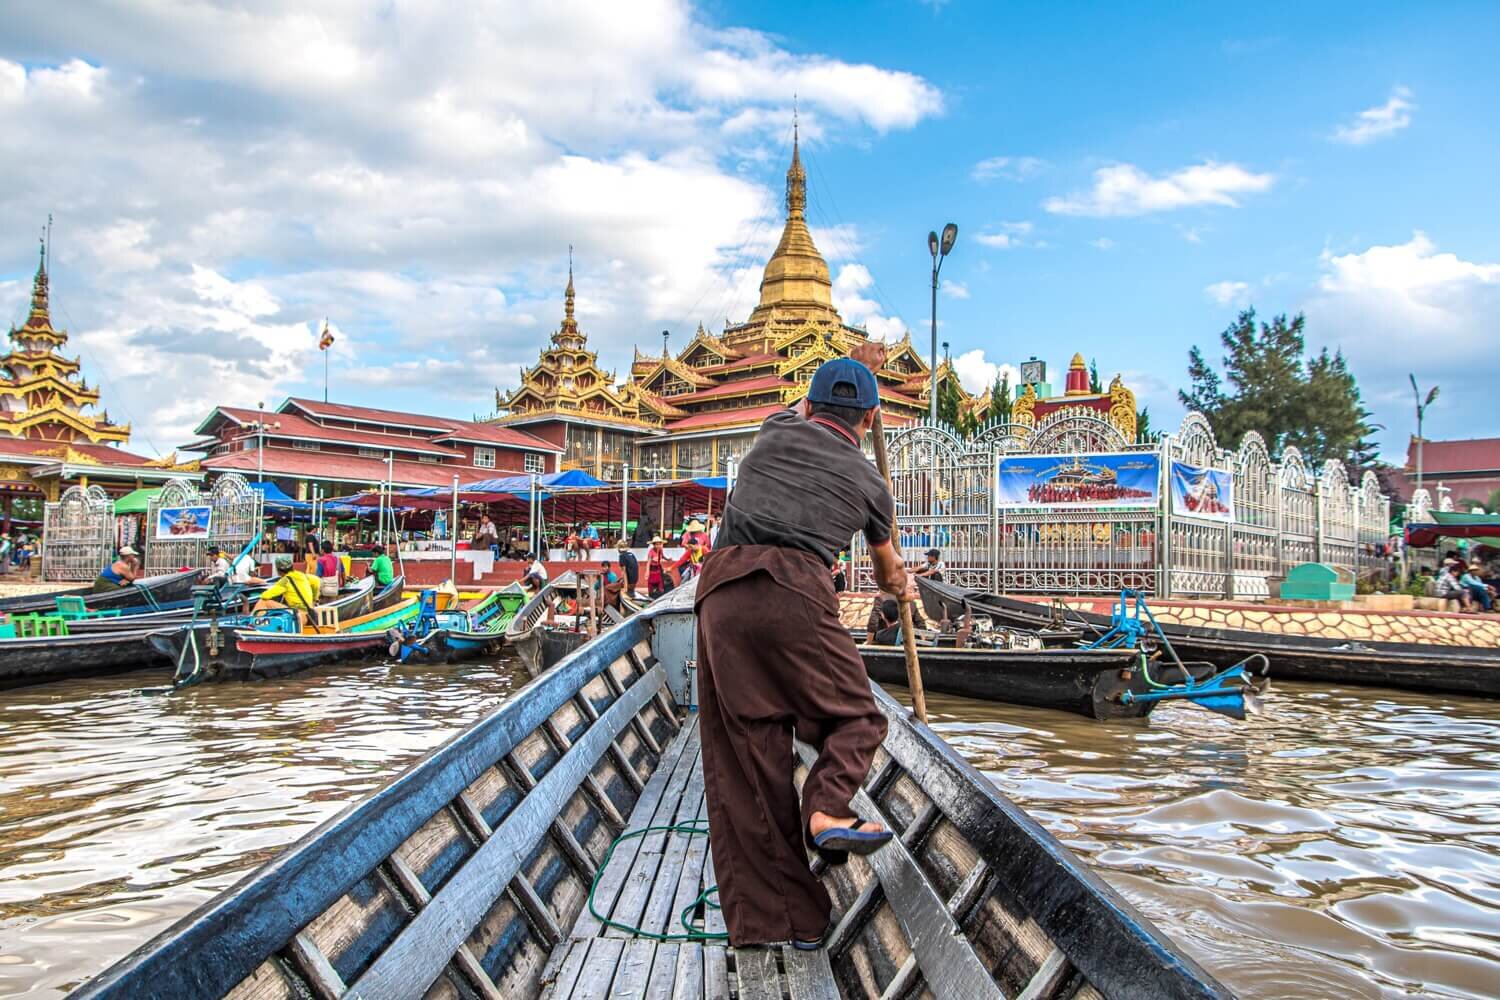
[0, 1, 1495, 461]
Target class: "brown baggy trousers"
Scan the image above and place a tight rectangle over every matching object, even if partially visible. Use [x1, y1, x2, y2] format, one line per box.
[694, 545, 887, 946]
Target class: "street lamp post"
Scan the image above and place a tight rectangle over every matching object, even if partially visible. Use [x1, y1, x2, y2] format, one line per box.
[257, 401, 265, 483]
[1409, 375, 1439, 495]
[927, 223, 958, 425]
[926, 224, 957, 554]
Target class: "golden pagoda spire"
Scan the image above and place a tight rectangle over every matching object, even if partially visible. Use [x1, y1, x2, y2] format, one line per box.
[28, 237, 49, 326]
[553, 245, 584, 348]
[786, 107, 806, 219]
[739, 112, 841, 331]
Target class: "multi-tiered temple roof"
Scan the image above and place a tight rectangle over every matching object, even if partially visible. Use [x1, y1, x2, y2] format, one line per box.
[1, 242, 130, 444]
[491, 125, 967, 466]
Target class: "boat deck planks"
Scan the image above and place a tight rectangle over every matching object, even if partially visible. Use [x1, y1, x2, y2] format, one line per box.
[545, 721, 839, 999]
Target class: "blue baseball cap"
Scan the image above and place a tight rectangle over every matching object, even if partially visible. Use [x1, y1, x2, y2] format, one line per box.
[807, 357, 879, 409]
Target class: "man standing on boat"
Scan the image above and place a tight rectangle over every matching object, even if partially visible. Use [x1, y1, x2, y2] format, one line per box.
[695, 343, 914, 949]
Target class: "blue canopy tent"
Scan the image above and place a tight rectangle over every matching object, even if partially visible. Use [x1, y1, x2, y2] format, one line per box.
[249, 481, 310, 511]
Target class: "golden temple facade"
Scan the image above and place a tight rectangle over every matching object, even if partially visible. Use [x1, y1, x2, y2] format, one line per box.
[492, 125, 966, 479]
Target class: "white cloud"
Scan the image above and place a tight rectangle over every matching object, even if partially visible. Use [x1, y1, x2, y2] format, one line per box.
[973, 233, 1015, 249]
[832, 264, 907, 340]
[1332, 87, 1415, 145]
[0, 3, 941, 449]
[971, 156, 1047, 182]
[1043, 161, 1274, 217]
[941, 279, 969, 299]
[1306, 231, 1500, 454]
[952, 350, 1019, 395]
[1204, 280, 1251, 306]
[1090, 237, 1115, 250]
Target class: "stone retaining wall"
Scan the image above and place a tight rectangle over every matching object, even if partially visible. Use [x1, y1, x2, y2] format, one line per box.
[836, 592, 1500, 648]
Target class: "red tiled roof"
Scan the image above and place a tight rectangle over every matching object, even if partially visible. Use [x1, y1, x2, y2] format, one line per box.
[695, 353, 780, 374]
[665, 404, 785, 432]
[0, 437, 155, 466]
[430, 421, 563, 452]
[281, 397, 455, 431]
[1404, 437, 1500, 475]
[204, 448, 485, 489]
[208, 407, 464, 458]
[671, 373, 788, 403]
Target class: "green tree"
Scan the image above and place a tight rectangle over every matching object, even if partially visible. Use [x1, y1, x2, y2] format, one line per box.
[1136, 406, 1152, 443]
[1088, 358, 1102, 394]
[1180, 308, 1377, 468]
[937, 377, 977, 436]
[989, 370, 1013, 425]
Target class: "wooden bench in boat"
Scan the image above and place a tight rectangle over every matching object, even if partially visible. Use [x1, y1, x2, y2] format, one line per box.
[72, 593, 1231, 999]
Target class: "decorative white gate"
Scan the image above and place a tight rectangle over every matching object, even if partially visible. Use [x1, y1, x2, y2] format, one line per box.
[881, 421, 997, 591]
[1277, 448, 1316, 575]
[1165, 413, 1231, 597]
[1230, 432, 1277, 598]
[998, 411, 1160, 595]
[144, 474, 263, 575]
[41, 485, 116, 582]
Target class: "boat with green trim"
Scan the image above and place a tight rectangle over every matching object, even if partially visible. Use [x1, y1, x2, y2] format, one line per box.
[396, 584, 528, 663]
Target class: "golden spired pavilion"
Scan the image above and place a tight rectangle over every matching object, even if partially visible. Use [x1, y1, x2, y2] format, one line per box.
[0, 238, 199, 524]
[492, 126, 965, 479]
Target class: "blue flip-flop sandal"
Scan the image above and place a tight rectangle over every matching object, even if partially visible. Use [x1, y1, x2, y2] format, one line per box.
[811, 820, 892, 855]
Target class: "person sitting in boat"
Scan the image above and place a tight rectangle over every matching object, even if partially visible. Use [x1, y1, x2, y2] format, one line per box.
[367, 542, 396, 588]
[912, 548, 945, 582]
[315, 540, 344, 598]
[254, 554, 319, 624]
[599, 559, 624, 610]
[229, 548, 266, 587]
[93, 546, 142, 592]
[205, 544, 233, 582]
[520, 552, 548, 593]
[864, 589, 926, 634]
[871, 598, 903, 645]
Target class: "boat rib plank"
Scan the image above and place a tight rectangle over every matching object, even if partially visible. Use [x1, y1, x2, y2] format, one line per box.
[344, 666, 663, 1000]
[666, 780, 713, 944]
[796, 743, 1003, 1000]
[703, 944, 730, 1000]
[641, 941, 681, 999]
[733, 946, 781, 1000]
[781, 945, 839, 1000]
[285, 931, 344, 1000]
[608, 938, 657, 998]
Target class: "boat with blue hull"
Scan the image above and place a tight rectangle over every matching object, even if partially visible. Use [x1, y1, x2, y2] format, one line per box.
[394, 585, 527, 663]
[72, 581, 1232, 1000]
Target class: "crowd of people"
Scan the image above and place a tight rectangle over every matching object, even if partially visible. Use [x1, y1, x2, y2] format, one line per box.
[1433, 549, 1497, 612]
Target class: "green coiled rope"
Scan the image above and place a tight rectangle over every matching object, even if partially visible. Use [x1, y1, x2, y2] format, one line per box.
[584, 822, 728, 941]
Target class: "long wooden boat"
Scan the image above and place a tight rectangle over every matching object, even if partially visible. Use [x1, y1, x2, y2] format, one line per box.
[400, 586, 528, 663]
[148, 576, 398, 683]
[73, 581, 1230, 1000]
[861, 644, 1171, 720]
[505, 573, 602, 677]
[922, 578, 1500, 699]
[0, 568, 202, 615]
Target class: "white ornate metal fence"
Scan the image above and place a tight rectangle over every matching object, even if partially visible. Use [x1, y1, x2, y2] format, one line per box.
[41, 485, 117, 582]
[859, 411, 1390, 598]
[144, 474, 263, 575]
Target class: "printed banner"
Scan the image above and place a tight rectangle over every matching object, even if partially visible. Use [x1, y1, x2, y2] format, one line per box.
[1169, 462, 1234, 521]
[155, 505, 213, 539]
[996, 453, 1160, 508]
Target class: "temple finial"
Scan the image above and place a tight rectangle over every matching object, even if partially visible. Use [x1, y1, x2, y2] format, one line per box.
[785, 108, 806, 219]
[564, 246, 576, 322]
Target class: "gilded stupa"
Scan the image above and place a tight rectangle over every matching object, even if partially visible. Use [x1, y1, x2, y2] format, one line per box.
[1, 240, 129, 444]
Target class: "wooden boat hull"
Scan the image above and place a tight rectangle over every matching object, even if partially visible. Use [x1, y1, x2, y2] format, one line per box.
[925, 579, 1500, 698]
[225, 630, 394, 679]
[513, 624, 589, 677]
[860, 644, 1155, 720]
[149, 577, 399, 683]
[0, 628, 164, 689]
[75, 588, 1230, 1000]
[0, 568, 203, 615]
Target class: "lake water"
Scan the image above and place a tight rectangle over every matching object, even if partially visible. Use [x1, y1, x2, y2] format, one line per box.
[1, 660, 1496, 997]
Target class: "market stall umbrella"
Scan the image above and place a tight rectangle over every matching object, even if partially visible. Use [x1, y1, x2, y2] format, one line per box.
[112, 487, 160, 515]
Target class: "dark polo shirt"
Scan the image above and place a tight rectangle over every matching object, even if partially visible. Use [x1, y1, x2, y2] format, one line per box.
[716, 409, 894, 567]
